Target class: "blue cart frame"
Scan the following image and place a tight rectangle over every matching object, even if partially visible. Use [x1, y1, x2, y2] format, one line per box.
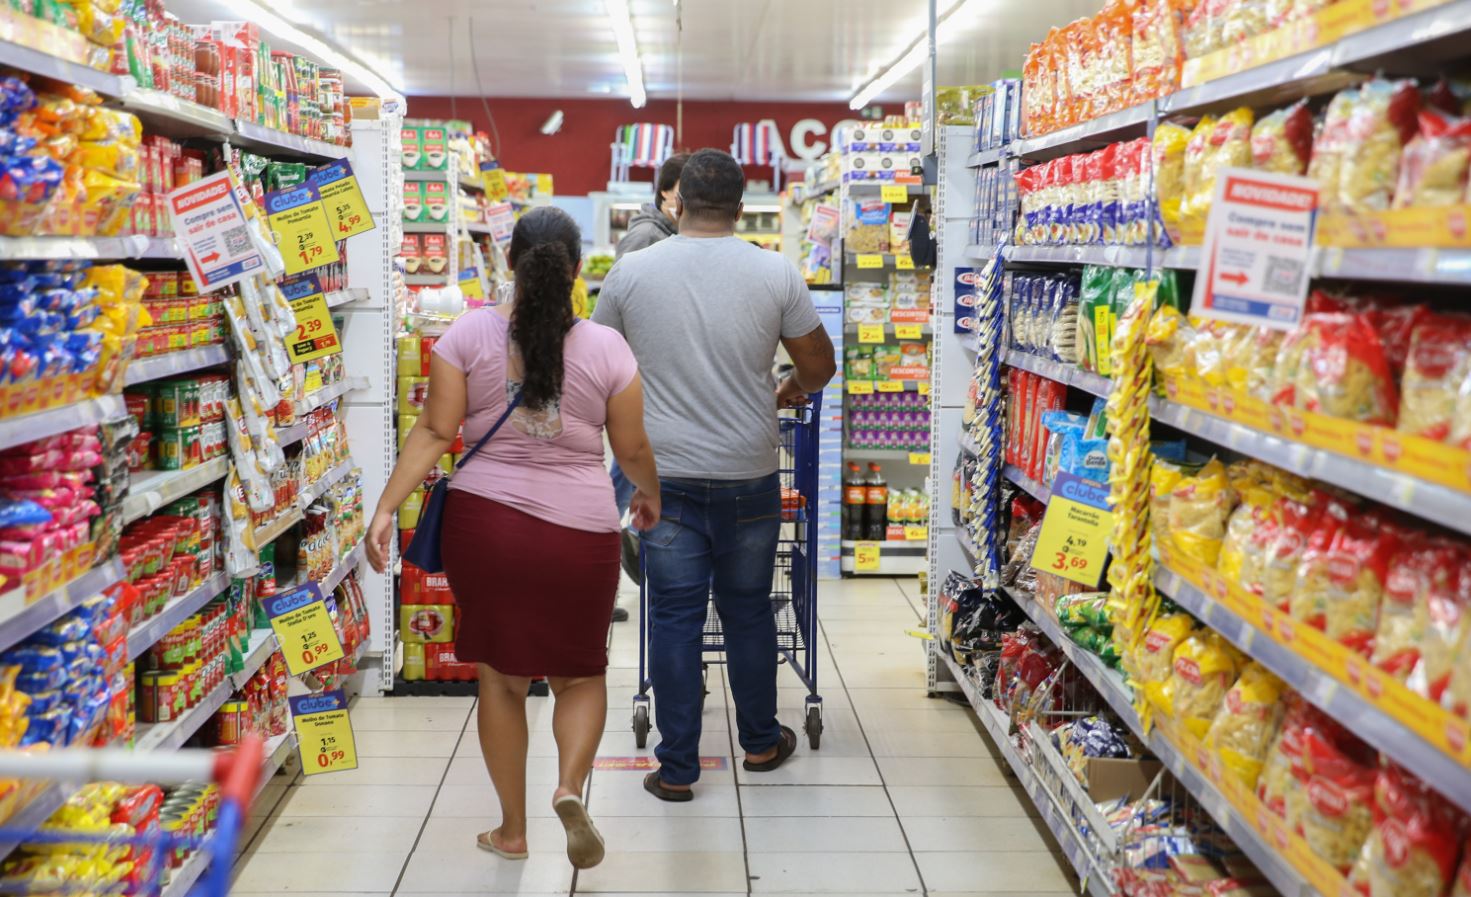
[632, 394, 825, 750]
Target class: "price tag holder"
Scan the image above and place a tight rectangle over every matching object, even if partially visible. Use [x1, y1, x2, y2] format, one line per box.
[876, 380, 904, 393]
[854, 541, 881, 571]
[290, 689, 358, 776]
[894, 254, 915, 270]
[904, 525, 929, 541]
[855, 253, 884, 269]
[265, 583, 346, 676]
[893, 323, 923, 339]
[846, 380, 875, 395]
[307, 159, 375, 240]
[908, 452, 931, 466]
[279, 273, 342, 364]
[857, 323, 885, 343]
[880, 184, 910, 203]
[1030, 472, 1113, 587]
[265, 183, 341, 276]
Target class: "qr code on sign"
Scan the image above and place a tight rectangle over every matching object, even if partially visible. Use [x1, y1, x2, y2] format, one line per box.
[221, 226, 251, 256]
[1262, 255, 1304, 296]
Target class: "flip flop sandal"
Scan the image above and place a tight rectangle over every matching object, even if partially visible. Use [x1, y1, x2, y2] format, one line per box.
[553, 794, 606, 869]
[642, 770, 693, 802]
[476, 830, 529, 860]
[743, 725, 798, 773]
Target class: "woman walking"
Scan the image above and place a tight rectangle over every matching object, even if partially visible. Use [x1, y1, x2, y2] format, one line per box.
[366, 206, 660, 870]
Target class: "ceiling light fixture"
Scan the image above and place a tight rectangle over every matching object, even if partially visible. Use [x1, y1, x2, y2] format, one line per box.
[221, 0, 404, 102]
[848, 0, 976, 111]
[604, 0, 648, 108]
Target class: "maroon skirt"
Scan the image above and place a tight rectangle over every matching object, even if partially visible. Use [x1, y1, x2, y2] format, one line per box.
[440, 489, 620, 677]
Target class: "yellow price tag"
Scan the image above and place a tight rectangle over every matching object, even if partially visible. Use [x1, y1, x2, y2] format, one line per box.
[1030, 472, 1113, 587]
[265, 183, 341, 276]
[480, 161, 509, 202]
[857, 323, 885, 343]
[855, 253, 884, 269]
[876, 380, 904, 393]
[459, 270, 486, 301]
[846, 380, 875, 395]
[309, 159, 375, 240]
[904, 525, 929, 541]
[908, 452, 931, 466]
[854, 541, 882, 571]
[264, 583, 347, 676]
[290, 689, 358, 776]
[279, 274, 342, 364]
[894, 323, 923, 339]
[534, 173, 555, 196]
[894, 254, 915, 270]
[880, 184, 910, 203]
[918, 382, 931, 396]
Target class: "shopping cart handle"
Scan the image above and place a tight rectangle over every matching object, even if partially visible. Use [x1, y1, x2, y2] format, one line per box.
[215, 735, 264, 806]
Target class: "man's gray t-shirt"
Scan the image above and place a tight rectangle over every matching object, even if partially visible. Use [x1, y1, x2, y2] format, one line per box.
[592, 235, 822, 480]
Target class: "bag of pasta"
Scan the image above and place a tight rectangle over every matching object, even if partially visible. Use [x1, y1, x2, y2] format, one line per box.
[1399, 313, 1471, 442]
[1204, 662, 1287, 789]
[1250, 100, 1314, 175]
[1309, 88, 1360, 213]
[1258, 693, 1320, 817]
[1348, 764, 1464, 897]
[1149, 631, 1238, 738]
[1153, 122, 1191, 243]
[1150, 458, 1194, 549]
[1281, 492, 1351, 620]
[1167, 457, 1238, 566]
[1217, 478, 1278, 595]
[1394, 109, 1471, 209]
[1452, 839, 1471, 897]
[1131, 611, 1197, 686]
[1338, 78, 1421, 213]
[1406, 545, 1471, 707]
[1319, 511, 1407, 657]
[1146, 303, 1197, 382]
[1181, 109, 1253, 239]
[1296, 723, 1378, 873]
[1289, 313, 1400, 426]
[1373, 536, 1458, 682]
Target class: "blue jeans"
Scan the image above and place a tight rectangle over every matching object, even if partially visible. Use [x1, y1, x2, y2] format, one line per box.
[610, 461, 634, 518]
[644, 474, 783, 786]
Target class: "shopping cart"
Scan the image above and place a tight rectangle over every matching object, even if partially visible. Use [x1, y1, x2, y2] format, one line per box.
[0, 737, 264, 897]
[632, 394, 824, 750]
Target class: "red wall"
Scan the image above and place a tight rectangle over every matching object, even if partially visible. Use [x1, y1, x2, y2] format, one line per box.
[406, 96, 855, 196]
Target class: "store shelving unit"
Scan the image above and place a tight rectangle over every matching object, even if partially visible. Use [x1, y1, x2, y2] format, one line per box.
[0, 559, 125, 654]
[122, 346, 231, 386]
[121, 458, 232, 524]
[125, 574, 231, 658]
[0, 396, 126, 453]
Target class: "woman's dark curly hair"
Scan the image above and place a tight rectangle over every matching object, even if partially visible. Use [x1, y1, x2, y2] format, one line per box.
[507, 206, 581, 411]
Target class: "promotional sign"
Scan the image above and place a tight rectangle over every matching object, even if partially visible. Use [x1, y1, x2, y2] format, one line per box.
[166, 171, 265, 292]
[1191, 168, 1317, 331]
[308, 159, 376, 240]
[290, 690, 358, 776]
[894, 323, 924, 339]
[486, 201, 516, 248]
[855, 253, 884, 269]
[480, 160, 509, 202]
[1030, 472, 1113, 587]
[857, 324, 884, 343]
[853, 541, 881, 572]
[894, 254, 915, 270]
[265, 183, 341, 276]
[880, 184, 910, 203]
[265, 582, 346, 675]
[279, 274, 342, 363]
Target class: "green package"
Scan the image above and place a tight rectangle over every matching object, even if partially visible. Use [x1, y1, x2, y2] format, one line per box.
[1077, 266, 1112, 375]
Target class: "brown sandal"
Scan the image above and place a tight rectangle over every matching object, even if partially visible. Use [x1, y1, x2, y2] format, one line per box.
[642, 770, 693, 802]
[743, 725, 797, 772]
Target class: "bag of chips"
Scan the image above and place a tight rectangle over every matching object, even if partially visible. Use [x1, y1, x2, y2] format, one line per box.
[1348, 764, 1463, 897]
[1203, 662, 1287, 789]
[1398, 313, 1471, 442]
[1250, 100, 1314, 175]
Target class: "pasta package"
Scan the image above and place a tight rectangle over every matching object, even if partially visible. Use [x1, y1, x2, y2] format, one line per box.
[1398, 314, 1471, 442]
[1250, 100, 1313, 175]
[1394, 109, 1471, 209]
[1296, 724, 1378, 873]
[1217, 479, 1279, 596]
[1131, 0, 1184, 104]
[1349, 764, 1464, 897]
[1180, 108, 1253, 239]
[1258, 694, 1319, 817]
[1407, 545, 1471, 707]
[1452, 839, 1471, 897]
[1153, 122, 1190, 242]
[1155, 631, 1239, 738]
[1131, 611, 1196, 685]
[1374, 537, 1462, 682]
[1203, 662, 1287, 789]
[1309, 89, 1359, 212]
[1167, 458, 1238, 566]
[1320, 512, 1407, 657]
[1280, 313, 1399, 426]
[1338, 78, 1421, 213]
[1271, 491, 1348, 616]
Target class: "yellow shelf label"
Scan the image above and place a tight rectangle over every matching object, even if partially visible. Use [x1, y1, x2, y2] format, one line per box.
[894, 254, 915, 270]
[846, 381, 875, 395]
[876, 380, 904, 393]
[854, 541, 882, 571]
[264, 583, 347, 676]
[880, 184, 910, 203]
[1030, 473, 1112, 587]
[280, 273, 342, 364]
[904, 525, 929, 541]
[857, 323, 885, 344]
[265, 183, 341, 276]
[310, 159, 376, 240]
[907, 452, 931, 466]
[855, 253, 884, 269]
[893, 323, 923, 340]
[917, 381, 930, 396]
[290, 690, 358, 776]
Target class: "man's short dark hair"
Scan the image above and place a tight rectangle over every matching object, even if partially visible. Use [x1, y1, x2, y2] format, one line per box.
[654, 152, 690, 211]
[677, 149, 744, 222]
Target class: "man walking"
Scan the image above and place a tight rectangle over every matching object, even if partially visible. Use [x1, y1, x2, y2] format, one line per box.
[593, 149, 836, 799]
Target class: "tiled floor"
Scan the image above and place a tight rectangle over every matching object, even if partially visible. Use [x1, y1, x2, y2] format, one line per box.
[233, 577, 1075, 895]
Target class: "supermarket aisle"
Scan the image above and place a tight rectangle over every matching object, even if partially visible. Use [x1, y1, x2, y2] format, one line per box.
[232, 578, 1074, 895]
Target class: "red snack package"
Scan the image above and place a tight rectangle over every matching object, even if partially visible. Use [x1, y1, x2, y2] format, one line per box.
[1398, 313, 1471, 442]
[1394, 108, 1471, 209]
[1294, 723, 1378, 873]
[1349, 764, 1464, 897]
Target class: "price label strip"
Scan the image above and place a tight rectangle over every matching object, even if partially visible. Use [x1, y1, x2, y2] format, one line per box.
[279, 273, 342, 364]
[308, 159, 375, 240]
[846, 380, 875, 395]
[893, 254, 915, 270]
[893, 323, 923, 339]
[265, 582, 346, 676]
[855, 253, 885, 269]
[857, 323, 885, 343]
[290, 689, 358, 776]
[480, 160, 509, 202]
[880, 184, 910, 203]
[1029, 472, 1113, 587]
[265, 183, 341, 276]
[854, 541, 882, 572]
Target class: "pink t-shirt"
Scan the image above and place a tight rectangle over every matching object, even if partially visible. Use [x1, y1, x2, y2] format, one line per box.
[433, 309, 638, 533]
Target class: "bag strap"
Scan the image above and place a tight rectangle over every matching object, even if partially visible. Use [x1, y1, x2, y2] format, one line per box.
[452, 392, 522, 473]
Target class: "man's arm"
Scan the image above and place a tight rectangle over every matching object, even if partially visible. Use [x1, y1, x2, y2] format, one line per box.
[780, 323, 836, 394]
[590, 266, 625, 333]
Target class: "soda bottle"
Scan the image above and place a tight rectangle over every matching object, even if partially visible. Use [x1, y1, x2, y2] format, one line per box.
[865, 463, 889, 540]
[843, 463, 867, 541]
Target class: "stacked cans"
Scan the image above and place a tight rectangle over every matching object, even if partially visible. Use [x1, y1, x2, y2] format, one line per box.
[966, 254, 1007, 587]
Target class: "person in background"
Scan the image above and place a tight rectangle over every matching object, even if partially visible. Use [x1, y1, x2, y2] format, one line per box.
[594, 148, 837, 801]
[365, 206, 660, 870]
[608, 151, 690, 610]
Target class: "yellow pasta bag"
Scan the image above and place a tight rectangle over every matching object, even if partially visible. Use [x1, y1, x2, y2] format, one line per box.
[1167, 458, 1238, 565]
[1181, 108, 1253, 238]
[1149, 458, 1191, 549]
[1338, 79, 1420, 213]
[1153, 122, 1190, 242]
[1216, 479, 1277, 589]
[1309, 88, 1358, 212]
[1130, 611, 1195, 686]
[1154, 631, 1238, 738]
[1204, 662, 1286, 789]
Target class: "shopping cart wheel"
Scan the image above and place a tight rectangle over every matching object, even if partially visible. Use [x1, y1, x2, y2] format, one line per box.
[805, 706, 823, 749]
[633, 703, 651, 749]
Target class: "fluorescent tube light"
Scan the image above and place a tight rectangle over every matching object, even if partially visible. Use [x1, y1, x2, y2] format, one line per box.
[605, 0, 648, 108]
[848, 0, 977, 110]
[222, 0, 404, 101]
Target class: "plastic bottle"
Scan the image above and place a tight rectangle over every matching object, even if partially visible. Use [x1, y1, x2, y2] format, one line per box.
[843, 463, 867, 541]
[865, 462, 889, 540]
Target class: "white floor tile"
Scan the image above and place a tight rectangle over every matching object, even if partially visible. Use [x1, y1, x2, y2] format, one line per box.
[915, 850, 1075, 892]
[747, 851, 922, 893]
[232, 849, 409, 891]
[348, 706, 471, 732]
[888, 786, 1037, 818]
[588, 783, 741, 817]
[248, 815, 424, 852]
[443, 754, 566, 786]
[867, 732, 996, 759]
[429, 782, 564, 818]
[574, 850, 748, 893]
[356, 730, 462, 758]
[874, 757, 1010, 788]
[902, 816, 1061, 853]
[743, 815, 907, 853]
[739, 785, 894, 817]
[395, 850, 574, 893]
[735, 755, 881, 786]
[270, 783, 438, 817]
[296, 756, 448, 787]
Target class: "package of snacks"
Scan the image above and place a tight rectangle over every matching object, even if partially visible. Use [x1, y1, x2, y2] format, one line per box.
[1348, 764, 1463, 897]
[1221, 0, 1271, 47]
[1217, 477, 1278, 597]
[1153, 123, 1190, 243]
[1394, 109, 1471, 208]
[1373, 536, 1461, 682]
[1167, 458, 1238, 566]
[1278, 313, 1399, 426]
[1309, 89, 1360, 212]
[1296, 724, 1378, 873]
[1203, 662, 1287, 789]
[1398, 313, 1471, 442]
[1250, 100, 1314, 175]
[1337, 78, 1421, 213]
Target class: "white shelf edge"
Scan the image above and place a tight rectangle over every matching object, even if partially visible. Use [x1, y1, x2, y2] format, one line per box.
[299, 459, 356, 508]
[1001, 464, 1051, 503]
[123, 346, 230, 386]
[0, 557, 125, 654]
[0, 394, 127, 453]
[252, 509, 305, 548]
[121, 457, 232, 524]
